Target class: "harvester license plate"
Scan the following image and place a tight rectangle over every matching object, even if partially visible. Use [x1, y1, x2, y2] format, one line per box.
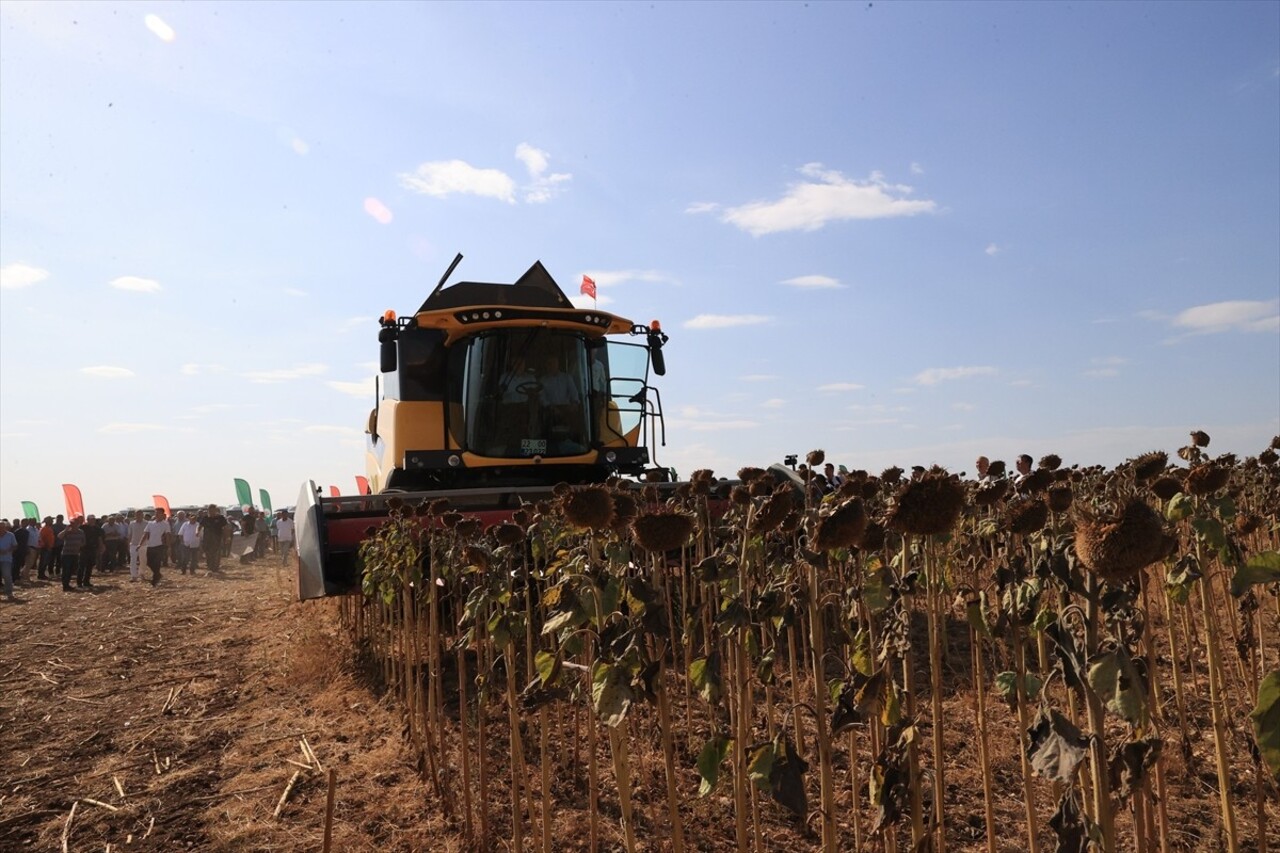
[520, 439, 547, 456]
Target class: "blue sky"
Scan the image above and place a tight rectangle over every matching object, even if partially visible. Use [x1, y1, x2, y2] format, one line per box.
[2, 0, 1277, 516]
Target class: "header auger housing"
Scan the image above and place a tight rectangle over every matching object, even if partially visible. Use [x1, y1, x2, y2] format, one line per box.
[296, 255, 671, 599]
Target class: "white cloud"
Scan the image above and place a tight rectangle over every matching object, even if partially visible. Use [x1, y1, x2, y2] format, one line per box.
[910, 162, 924, 175]
[675, 419, 761, 432]
[111, 275, 161, 293]
[1091, 356, 1128, 367]
[1009, 379, 1034, 387]
[720, 164, 937, 236]
[399, 160, 517, 203]
[0, 262, 50, 290]
[327, 378, 376, 398]
[79, 366, 135, 379]
[952, 402, 976, 412]
[685, 201, 719, 215]
[985, 243, 1000, 256]
[781, 274, 843, 290]
[1172, 299, 1279, 335]
[284, 288, 307, 297]
[683, 314, 771, 330]
[817, 382, 865, 392]
[99, 423, 166, 434]
[339, 316, 374, 332]
[760, 398, 786, 409]
[243, 363, 327, 384]
[516, 143, 572, 203]
[914, 366, 997, 386]
[1083, 368, 1120, 378]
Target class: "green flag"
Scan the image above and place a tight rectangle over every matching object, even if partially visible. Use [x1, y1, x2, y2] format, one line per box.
[21, 501, 39, 520]
[234, 478, 254, 510]
[259, 489, 273, 514]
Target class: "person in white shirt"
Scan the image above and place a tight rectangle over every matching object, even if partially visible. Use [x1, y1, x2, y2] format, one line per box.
[138, 508, 170, 586]
[275, 511, 295, 565]
[179, 512, 201, 575]
[128, 510, 148, 582]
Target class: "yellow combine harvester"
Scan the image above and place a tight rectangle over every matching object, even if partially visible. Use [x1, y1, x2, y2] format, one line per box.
[295, 255, 670, 599]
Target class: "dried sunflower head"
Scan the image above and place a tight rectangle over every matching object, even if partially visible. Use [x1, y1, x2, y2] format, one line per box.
[751, 488, 795, 534]
[881, 466, 904, 485]
[1047, 485, 1073, 514]
[561, 485, 615, 532]
[632, 509, 696, 552]
[1260, 448, 1279, 467]
[1130, 451, 1169, 482]
[737, 467, 767, 483]
[987, 460, 1007, 478]
[455, 518, 483, 539]
[1190, 430, 1211, 448]
[749, 478, 773, 498]
[1185, 464, 1230, 496]
[691, 468, 715, 483]
[887, 469, 966, 535]
[1235, 514, 1263, 536]
[1006, 498, 1049, 535]
[1018, 468, 1054, 495]
[974, 479, 1009, 506]
[1074, 499, 1175, 583]
[493, 523, 526, 547]
[860, 520, 886, 552]
[1038, 454, 1062, 472]
[441, 511, 464, 530]
[1150, 476, 1183, 501]
[552, 482, 572, 498]
[861, 479, 880, 500]
[730, 485, 752, 506]
[814, 498, 867, 551]
[806, 449, 826, 467]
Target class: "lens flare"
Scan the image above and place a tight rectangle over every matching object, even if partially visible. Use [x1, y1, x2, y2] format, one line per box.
[363, 197, 393, 225]
[144, 14, 176, 43]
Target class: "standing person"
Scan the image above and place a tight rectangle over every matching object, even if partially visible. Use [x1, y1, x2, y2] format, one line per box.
[1014, 454, 1033, 486]
[276, 511, 295, 565]
[11, 520, 27, 583]
[199, 504, 229, 574]
[0, 520, 17, 601]
[101, 515, 122, 572]
[78, 515, 103, 588]
[138, 508, 169, 586]
[975, 456, 992, 483]
[128, 510, 148, 583]
[37, 517, 56, 580]
[51, 514, 67, 573]
[178, 512, 201, 574]
[58, 517, 87, 592]
[21, 519, 40, 581]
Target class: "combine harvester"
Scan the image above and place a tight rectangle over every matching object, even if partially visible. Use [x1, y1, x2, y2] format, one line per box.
[295, 255, 674, 599]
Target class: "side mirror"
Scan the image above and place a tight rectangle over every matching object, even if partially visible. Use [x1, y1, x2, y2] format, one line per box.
[366, 408, 378, 437]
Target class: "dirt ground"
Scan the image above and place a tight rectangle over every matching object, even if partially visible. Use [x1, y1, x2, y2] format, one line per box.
[1, 557, 1271, 852]
[0, 557, 447, 852]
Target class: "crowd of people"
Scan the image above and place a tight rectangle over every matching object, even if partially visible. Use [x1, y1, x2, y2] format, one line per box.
[0, 505, 296, 602]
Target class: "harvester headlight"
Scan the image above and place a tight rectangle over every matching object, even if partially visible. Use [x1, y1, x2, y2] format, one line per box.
[482, 311, 490, 319]
[605, 451, 617, 464]
[448, 454, 462, 468]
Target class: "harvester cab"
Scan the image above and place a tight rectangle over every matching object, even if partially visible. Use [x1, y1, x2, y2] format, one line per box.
[296, 256, 671, 599]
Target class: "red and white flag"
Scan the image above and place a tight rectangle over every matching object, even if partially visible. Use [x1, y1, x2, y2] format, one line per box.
[580, 274, 596, 300]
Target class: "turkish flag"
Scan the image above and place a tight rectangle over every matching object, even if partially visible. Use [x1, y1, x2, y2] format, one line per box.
[580, 274, 596, 299]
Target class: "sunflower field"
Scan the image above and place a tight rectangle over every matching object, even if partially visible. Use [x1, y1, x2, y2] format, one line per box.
[329, 432, 1280, 853]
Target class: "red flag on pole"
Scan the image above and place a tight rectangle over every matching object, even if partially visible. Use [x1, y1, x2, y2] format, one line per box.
[153, 495, 171, 515]
[62, 484, 85, 520]
[355, 476, 371, 496]
[580, 274, 596, 300]
[329, 485, 341, 498]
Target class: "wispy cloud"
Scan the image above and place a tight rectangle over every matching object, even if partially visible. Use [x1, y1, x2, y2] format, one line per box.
[952, 402, 976, 411]
[1083, 356, 1127, 378]
[327, 378, 376, 398]
[516, 143, 572, 203]
[685, 201, 719, 215]
[400, 160, 517, 203]
[739, 374, 776, 382]
[719, 164, 937, 236]
[284, 288, 308, 297]
[683, 314, 771, 330]
[111, 275, 161, 293]
[781, 274, 844, 290]
[80, 366, 135, 379]
[398, 144, 570, 205]
[914, 365, 997, 386]
[0, 262, 50, 290]
[817, 382, 865, 392]
[99, 422, 166, 434]
[910, 162, 925, 175]
[181, 363, 227, 376]
[760, 398, 786, 409]
[984, 243, 1000, 256]
[243, 363, 327, 384]
[1171, 299, 1279, 335]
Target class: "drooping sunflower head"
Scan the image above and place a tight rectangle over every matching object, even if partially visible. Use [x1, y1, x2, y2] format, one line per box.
[632, 509, 696, 553]
[887, 468, 966, 536]
[561, 485, 615, 532]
